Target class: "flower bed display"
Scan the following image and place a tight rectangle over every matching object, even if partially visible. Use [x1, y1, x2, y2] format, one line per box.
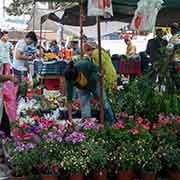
[1, 113, 180, 179]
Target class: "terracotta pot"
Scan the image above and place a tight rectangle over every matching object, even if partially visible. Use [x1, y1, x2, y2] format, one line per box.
[116, 171, 134, 180]
[41, 175, 58, 180]
[140, 172, 156, 180]
[168, 171, 180, 180]
[69, 174, 84, 180]
[92, 170, 107, 180]
[11, 177, 29, 180]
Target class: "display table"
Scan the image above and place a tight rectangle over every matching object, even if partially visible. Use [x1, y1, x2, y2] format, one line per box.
[119, 61, 141, 75]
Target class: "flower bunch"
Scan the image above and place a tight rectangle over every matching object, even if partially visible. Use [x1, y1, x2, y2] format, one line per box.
[65, 131, 86, 144]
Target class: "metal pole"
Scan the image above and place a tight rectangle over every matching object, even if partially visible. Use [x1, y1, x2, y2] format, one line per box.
[3, 0, 5, 18]
[39, 20, 43, 59]
[97, 16, 104, 124]
[80, 1, 84, 58]
[32, 0, 36, 31]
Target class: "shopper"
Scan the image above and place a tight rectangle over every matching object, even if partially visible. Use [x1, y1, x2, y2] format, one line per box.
[64, 60, 115, 126]
[50, 40, 60, 55]
[13, 31, 37, 81]
[83, 41, 117, 87]
[0, 31, 12, 74]
[146, 29, 165, 64]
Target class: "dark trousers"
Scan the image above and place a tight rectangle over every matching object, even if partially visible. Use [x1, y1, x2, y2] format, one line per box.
[0, 108, 10, 137]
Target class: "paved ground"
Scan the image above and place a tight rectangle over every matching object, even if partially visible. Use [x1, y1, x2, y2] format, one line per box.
[0, 143, 10, 180]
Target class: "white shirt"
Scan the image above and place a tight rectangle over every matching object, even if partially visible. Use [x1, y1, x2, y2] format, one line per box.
[0, 40, 10, 64]
[13, 40, 28, 71]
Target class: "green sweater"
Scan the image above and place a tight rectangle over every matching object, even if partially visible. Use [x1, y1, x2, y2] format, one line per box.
[66, 60, 99, 103]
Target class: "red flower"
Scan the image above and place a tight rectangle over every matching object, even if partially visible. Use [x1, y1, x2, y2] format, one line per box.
[176, 116, 180, 122]
[28, 112, 34, 118]
[23, 133, 33, 140]
[74, 99, 80, 107]
[21, 123, 28, 129]
[90, 99, 97, 106]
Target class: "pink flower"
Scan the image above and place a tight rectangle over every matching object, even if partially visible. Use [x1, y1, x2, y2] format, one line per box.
[116, 86, 122, 91]
[23, 77, 30, 82]
[113, 120, 125, 129]
[137, 117, 143, 124]
[141, 123, 150, 130]
[129, 116, 134, 120]
[119, 112, 128, 118]
[129, 128, 139, 135]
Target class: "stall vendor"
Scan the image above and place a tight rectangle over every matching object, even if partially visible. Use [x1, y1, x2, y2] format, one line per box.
[83, 41, 117, 87]
[64, 60, 115, 125]
[124, 36, 136, 57]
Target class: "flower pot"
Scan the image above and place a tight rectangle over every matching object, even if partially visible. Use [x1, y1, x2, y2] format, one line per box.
[69, 175, 84, 180]
[11, 177, 30, 180]
[92, 170, 107, 180]
[41, 175, 58, 180]
[116, 171, 134, 180]
[140, 172, 156, 180]
[168, 171, 180, 180]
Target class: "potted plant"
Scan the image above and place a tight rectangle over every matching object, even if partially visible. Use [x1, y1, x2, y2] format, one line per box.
[113, 141, 136, 180]
[162, 145, 180, 180]
[9, 145, 39, 180]
[37, 141, 63, 180]
[83, 140, 108, 180]
[61, 145, 89, 180]
[136, 141, 162, 180]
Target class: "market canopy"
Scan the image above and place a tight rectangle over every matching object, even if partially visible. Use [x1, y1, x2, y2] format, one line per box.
[38, 0, 180, 26]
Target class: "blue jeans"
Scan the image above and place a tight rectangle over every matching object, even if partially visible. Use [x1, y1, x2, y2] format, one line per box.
[79, 86, 115, 125]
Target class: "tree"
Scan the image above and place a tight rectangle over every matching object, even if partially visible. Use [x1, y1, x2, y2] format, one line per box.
[6, 0, 64, 16]
[6, 0, 33, 16]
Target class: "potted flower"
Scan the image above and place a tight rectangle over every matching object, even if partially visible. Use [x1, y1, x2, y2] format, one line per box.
[113, 141, 136, 180]
[61, 146, 89, 180]
[8, 143, 39, 180]
[161, 145, 180, 180]
[136, 141, 162, 180]
[36, 140, 64, 180]
[83, 140, 108, 180]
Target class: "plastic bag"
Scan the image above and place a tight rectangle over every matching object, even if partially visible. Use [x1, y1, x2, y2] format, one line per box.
[2, 81, 18, 121]
[88, 0, 113, 17]
[130, 0, 164, 32]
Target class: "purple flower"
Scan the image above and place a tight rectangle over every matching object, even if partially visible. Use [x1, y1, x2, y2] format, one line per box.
[0, 131, 5, 137]
[83, 120, 96, 130]
[25, 143, 35, 149]
[31, 126, 41, 134]
[15, 143, 35, 152]
[65, 132, 86, 144]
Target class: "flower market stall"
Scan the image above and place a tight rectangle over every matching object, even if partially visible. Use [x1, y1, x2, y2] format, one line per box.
[0, 0, 180, 180]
